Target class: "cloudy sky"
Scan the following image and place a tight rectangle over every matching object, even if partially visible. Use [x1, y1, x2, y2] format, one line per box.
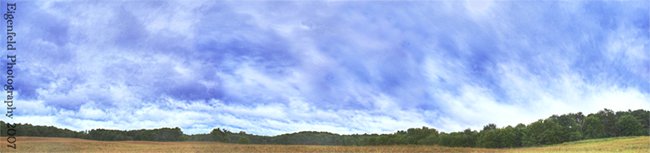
[6, 0, 649, 135]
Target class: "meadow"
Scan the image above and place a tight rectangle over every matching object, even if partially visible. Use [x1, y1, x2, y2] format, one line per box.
[1, 136, 647, 153]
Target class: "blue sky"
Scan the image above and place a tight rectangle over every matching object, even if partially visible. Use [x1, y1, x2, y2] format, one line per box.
[6, 0, 649, 135]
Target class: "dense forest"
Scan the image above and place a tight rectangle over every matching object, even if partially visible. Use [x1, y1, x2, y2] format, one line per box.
[1, 108, 648, 148]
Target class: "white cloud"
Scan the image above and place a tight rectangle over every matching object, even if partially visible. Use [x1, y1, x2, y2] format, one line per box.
[464, 0, 496, 20]
[76, 103, 107, 120]
[11, 0, 650, 136]
[605, 26, 650, 80]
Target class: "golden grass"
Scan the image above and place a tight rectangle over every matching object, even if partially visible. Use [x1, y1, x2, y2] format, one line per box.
[0, 136, 647, 153]
[502, 136, 650, 153]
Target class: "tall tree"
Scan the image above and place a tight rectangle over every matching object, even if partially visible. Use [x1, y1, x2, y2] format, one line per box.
[478, 127, 499, 148]
[513, 123, 527, 147]
[557, 113, 583, 141]
[616, 114, 644, 136]
[629, 109, 650, 135]
[523, 120, 543, 146]
[539, 118, 563, 145]
[500, 126, 518, 148]
[583, 115, 605, 139]
[596, 109, 618, 137]
[478, 124, 502, 148]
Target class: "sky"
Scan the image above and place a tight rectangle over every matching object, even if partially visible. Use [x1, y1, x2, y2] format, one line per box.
[5, 0, 650, 135]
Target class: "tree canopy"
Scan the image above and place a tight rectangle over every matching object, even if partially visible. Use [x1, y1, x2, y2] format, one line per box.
[2, 108, 648, 148]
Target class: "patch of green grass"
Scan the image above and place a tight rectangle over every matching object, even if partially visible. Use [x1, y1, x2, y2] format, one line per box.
[561, 136, 629, 145]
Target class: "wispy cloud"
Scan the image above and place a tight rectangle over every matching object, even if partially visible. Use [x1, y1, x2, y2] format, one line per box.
[7, 0, 649, 135]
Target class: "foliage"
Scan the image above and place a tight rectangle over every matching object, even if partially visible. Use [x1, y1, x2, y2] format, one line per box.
[616, 114, 644, 136]
[583, 115, 605, 139]
[1, 108, 648, 148]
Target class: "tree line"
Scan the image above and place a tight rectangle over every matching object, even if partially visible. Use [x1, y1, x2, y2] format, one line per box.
[1, 108, 648, 148]
[0, 123, 184, 141]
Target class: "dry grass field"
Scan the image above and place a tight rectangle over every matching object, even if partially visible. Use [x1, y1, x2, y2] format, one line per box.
[0, 136, 647, 153]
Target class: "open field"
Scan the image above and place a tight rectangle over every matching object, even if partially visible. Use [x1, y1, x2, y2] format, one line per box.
[0, 136, 648, 153]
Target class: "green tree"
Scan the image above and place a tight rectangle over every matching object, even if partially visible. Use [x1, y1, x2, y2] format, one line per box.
[500, 126, 518, 148]
[405, 126, 437, 145]
[523, 120, 543, 146]
[583, 115, 605, 139]
[629, 109, 650, 135]
[238, 137, 250, 144]
[210, 128, 227, 142]
[478, 124, 499, 148]
[417, 134, 438, 145]
[513, 123, 527, 147]
[596, 109, 618, 137]
[539, 118, 564, 145]
[524, 118, 563, 146]
[437, 129, 477, 147]
[616, 114, 644, 136]
[557, 113, 583, 141]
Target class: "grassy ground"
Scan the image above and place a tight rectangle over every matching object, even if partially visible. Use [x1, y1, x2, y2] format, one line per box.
[502, 136, 650, 153]
[0, 136, 647, 153]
